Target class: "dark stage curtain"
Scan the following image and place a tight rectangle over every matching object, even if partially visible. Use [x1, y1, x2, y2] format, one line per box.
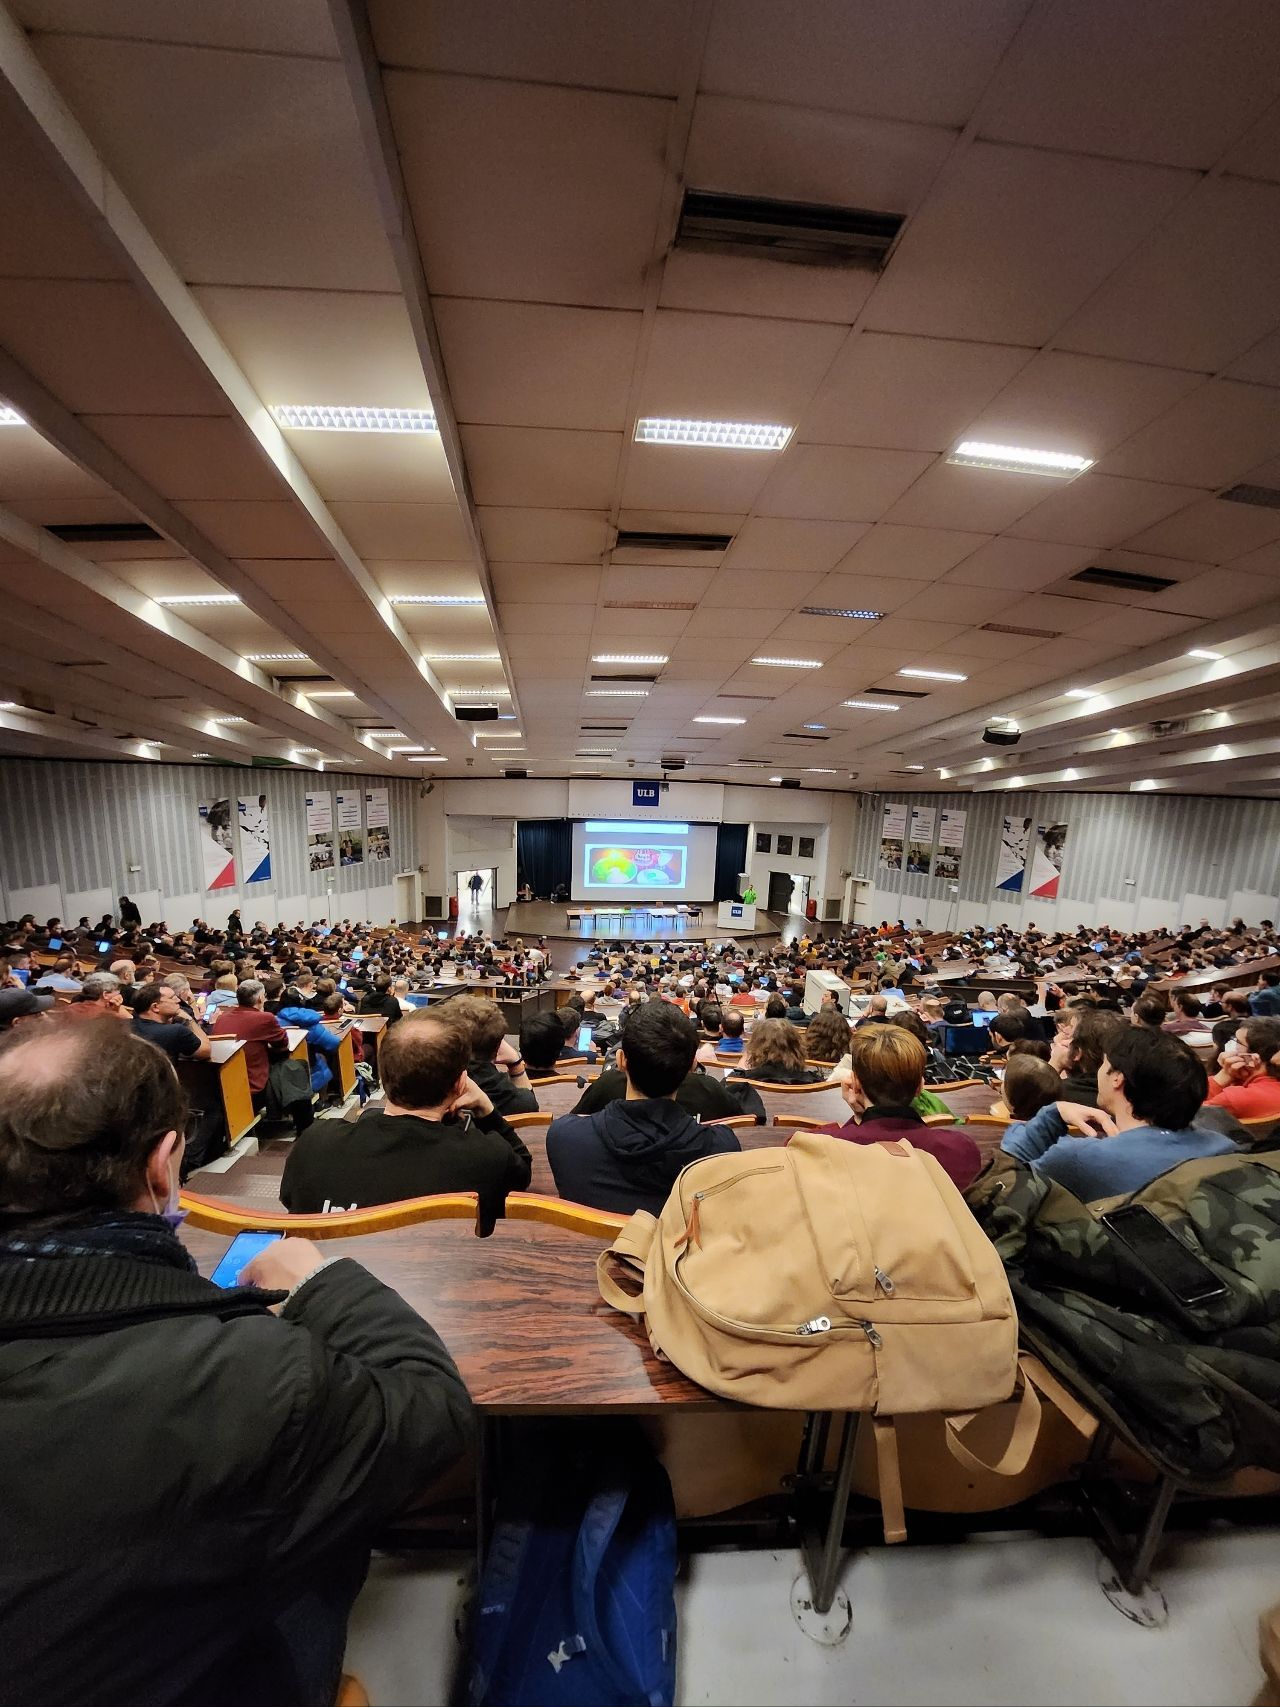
[516, 819, 572, 898]
[713, 823, 749, 902]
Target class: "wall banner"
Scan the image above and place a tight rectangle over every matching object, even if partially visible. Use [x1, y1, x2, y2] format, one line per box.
[1030, 821, 1069, 899]
[906, 805, 936, 876]
[197, 798, 235, 892]
[365, 787, 391, 863]
[336, 790, 364, 866]
[996, 814, 1032, 894]
[306, 791, 334, 877]
[935, 808, 967, 881]
[237, 793, 271, 884]
[878, 801, 908, 872]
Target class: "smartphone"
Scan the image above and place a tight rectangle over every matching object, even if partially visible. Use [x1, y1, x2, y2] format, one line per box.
[47, 937, 62, 951]
[576, 1024, 593, 1053]
[97, 939, 112, 953]
[209, 1229, 283, 1288]
[339, 977, 348, 991]
[351, 948, 364, 963]
[1100, 1206, 1228, 1307]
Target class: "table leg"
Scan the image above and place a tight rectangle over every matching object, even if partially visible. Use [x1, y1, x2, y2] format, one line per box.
[792, 1411, 858, 1617]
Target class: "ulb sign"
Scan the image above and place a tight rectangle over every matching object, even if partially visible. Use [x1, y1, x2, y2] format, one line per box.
[632, 781, 660, 808]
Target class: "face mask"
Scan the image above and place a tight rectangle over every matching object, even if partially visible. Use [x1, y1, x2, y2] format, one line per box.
[149, 1162, 187, 1230]
[1224, 1039, 1241, 1056]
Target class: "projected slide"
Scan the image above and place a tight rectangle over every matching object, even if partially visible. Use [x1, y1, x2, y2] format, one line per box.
[584, 841, 687, 889]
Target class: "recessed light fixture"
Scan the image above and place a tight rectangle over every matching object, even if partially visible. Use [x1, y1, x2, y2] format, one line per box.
[1187, 648, 1223, 661]
[586, 689, 648, 697]
[768, 776, 785, 783]
[905, 764, 925, 771]
[303, 689, 357, 699]
[192, 751, 212, 758]
[802, 723, 826, 731]
[947, 440, 1094, 478]
[391, 594, 486, 606]
[634, 417, 792, 451]
[578, 747, 617, 754]
[0, 700, 18, 709]
[136, 739, 163, 747]
[477, 731, 522, 739]
[497, 713, 517, 721]
[406, 754, 447, 761]
[362, 730, 404, 739]
[1064, 687, 1095, 699]
[843, 699, 899, 712]
[1133, 778, 1158, 791]
[693, 715, 746, 725]
[803, 767, 837, 773]
[0, 405, 24, 426]
[424, 653, 501, 662]
[1063, 768, 1080, 781]
[591, 653, 668, 665]
[209, 715, 247, 726]
[799, 606, 883, 621]
[751, 656, 821, 668]
[273, 404, 437, 433]
[245, 652, 309, 663]
[386, 745, 424, 754]
[295, 747, 320, 755]
[898, 667, 967, 682]
[157, 594, 241, 607]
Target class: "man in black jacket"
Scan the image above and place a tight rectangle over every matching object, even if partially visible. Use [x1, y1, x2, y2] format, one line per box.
[283, 1006, 532, 1229]
[0, 1020, 472, 1707]
[547, 1000, 741, 1214]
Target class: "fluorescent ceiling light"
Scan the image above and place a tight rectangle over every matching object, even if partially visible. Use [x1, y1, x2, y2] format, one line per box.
[1064, 687, 1095, 699]
[843, 699, 899, 712]
[578, 747, 617, 754]
[947, 440, 1093, 478]
[386, 745, 423, 754]
[1062, 768, 1080, 781]
[246, 652, 308, 663]
[0, 700, 18, 709]
[406, 754, 447, 761]
[1187, 648, 1223, 661]
[362, 730, 404, 739]
[803, 767, 837, 773]
[693, 715, 745, 725]
[634, 417, 792, 451]
[591, 653, 668, 665]
[0, 405, 25, 426]
[192, 751, 212, 758]
[303, 689, 356, 698]
[136, 739, 163, 747]
[273, 404, 437, 433]
[450, 687, 510, 697]
[477, 731, 522, 739]
[802, 723, 826, 731]
[768, 776, 786, 783]
[295, 747, 320, 754]
[497, 713, 517, 721]
[897, 667, 967, 682]
[751, 656, 821, 668]
[391, 595, 485, 606]
[799, 607, 883, 621]
[586, 689, 648, 697]
[1133, 778, 1158, 791]
[210, 715, 247, 726]
[157, 593, 241, 607]
[424, 653, 501, 662]
[905, 764, 925, 771]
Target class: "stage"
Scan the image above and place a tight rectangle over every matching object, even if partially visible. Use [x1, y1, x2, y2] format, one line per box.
[503, 899, 796, 944]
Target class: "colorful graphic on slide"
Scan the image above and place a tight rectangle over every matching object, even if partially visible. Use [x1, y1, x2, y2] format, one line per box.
[584, 843, 687, 889]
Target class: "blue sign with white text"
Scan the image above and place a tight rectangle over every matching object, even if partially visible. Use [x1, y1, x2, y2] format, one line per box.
[632, 782, 660, 807]
[730, 904, 744, 918]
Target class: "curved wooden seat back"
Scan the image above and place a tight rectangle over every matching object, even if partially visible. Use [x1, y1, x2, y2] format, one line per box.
[702, 1114, 758, 1129]
[504, 1193, 628, 1235]
[180, 1188, 482, 1238]
[735, 1077, 838, 1094]
[506, 1110, 553, 1128]
[527, 1067, 589, 1086]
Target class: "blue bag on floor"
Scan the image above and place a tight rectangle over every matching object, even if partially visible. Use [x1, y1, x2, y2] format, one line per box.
[467, 1426, 677, 1707]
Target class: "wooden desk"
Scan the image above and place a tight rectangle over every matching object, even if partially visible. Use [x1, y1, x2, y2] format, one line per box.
[1154, 955, 1280, 993]
[356, 1015, 387, 1081]
[177, 1041, 256, 1148]
[334, 1027, 357, 1098]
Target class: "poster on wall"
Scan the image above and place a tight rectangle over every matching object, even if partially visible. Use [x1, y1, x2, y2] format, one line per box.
[336, 790, 364, 866]
[878, 801, 907, 872]
[197, 798, 235, 892]
[906, 805, 936, 876]
[306, 791, 334, 877]
[935, 808, 967, 881]
[365, 788, 391, 862]
[996, 814, 1033, 894]
[1030, 821, 1069, 899]
[237, 793, 271, 884]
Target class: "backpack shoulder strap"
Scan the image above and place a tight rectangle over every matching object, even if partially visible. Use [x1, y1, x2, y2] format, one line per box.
[871, 1416, 907, 1545]
[596, 1211, 659, 1314]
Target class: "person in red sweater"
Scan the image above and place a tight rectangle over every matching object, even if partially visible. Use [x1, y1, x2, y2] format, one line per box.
[210, 977, 289, 1095]
[800, 1022, 981, 1191]
[1205, 1017, 1280, 1121]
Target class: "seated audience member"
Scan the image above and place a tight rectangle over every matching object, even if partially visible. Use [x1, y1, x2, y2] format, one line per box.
[1001, 1028, 1234, 1199]
[0, 1020, 471, 1705]
[574, 1007, 753, 1124]
[1211, 991, 1254, 1053]
[131, 982, 212, 1062]
[66, 971, 129, 1021]
[31, 952, 83, 994]
[199, 970, 239, 1021]
[210, 979, 290, 1102]
[1163, 990, 1206, 1035]
[446, 994, 537, 1116]
[0, 988, 53, 1032]
[1249, 969, 1280, 1017]
[1205, 1017, 1280, 1121]
[282, 1009, 531, 1225]
[109, 959, 143, 1009]
[275, 986, 346, 1098]
[994, 1053, 1062, 1122]
[764, 993, 789, 1019]
[547, 1001, 741, 1214]
[806, 1024, 981, 1192]
[730, 1018, 826, 1085]
[803, 1007, 853, 1073]
[1050, 1008, 1124, 1104]
[855, 992, 890, 1028]
[1131, 992, 1170, 1030]
[358, 974, 404, 1025]
[713, 1008, 746, 1054]
[784, 986, 810, 1026]
[521, 1010, 590, 1076]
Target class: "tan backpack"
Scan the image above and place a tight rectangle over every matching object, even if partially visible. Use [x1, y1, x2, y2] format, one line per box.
[597, 1131, 1037, 1540]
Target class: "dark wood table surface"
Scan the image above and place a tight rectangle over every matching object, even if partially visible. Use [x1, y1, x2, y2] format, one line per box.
[183, 1216, 722, 1414]
[1153, 954, 1280, 993]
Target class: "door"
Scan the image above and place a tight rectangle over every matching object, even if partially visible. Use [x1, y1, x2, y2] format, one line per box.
[395, 872, 417, 923]
[457, 868, 495, 909]
[766, 870, 793, 913]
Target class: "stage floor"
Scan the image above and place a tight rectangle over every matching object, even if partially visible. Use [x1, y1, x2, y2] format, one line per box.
[504, 899, 793, 943]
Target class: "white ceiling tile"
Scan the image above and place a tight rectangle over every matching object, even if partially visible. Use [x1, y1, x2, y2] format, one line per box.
[1070, 607, 1202, 645]
[801, 572, 933, 614]
[865, 142, 1191, 345]
[0, 428, 110, 502]
[881, 461, 1049, 532]
[658, 248, 874, 325]
[942, 536, 1094, 591]
[680, 601, 793, 633]
[1209, 81, 1280, 183]
[435, 300, 642, 432]
[835, 523, 991, 580]
[723, 518, 870, 573]
[0, 102, 127, 283]
[282, 429, 457, 505]
[1145, 567, 1277, 618]
[175, 500, 322, 558]
[16, 0, 336, 53]
[495, 603, 595, 637]
[478, 507, 609, 563]
[980, 0, 1280, 170]
[859, 617, 969, 652]
[1058, 179, 1280, 373]
[460, 426, 621, 509]
[1007, 472, 1207, 547]
[996, 593, 1116, 635]
[700, 0, 1029, 126]
[800, 332, 1029, 452]
[620, 445, 776, 513]
[601, 564, 717, 603]
[389, 72, 668, 309]
[1098, 381, 1280, 487]
[933, 625, 1037, 660]
[80, 415, 285, 502]
[966, 351, 1204, 461]
[329, 501, 474, 560]
[758, 446, 934, 522]
[887, 583, 1011, 625]
[1122, 498, 1280, 565]
[366, 561, 483, 599]
[639, 311, 848, 423]
[490, 564, 601, 603]
[33, 38, 396, 291]
[589, 609, 692, 641]
[1227, 328, 1280, 389]
[703, 569, 824, 609]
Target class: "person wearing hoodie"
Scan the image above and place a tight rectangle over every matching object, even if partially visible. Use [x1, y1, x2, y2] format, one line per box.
[546, 1000, 741, 1214]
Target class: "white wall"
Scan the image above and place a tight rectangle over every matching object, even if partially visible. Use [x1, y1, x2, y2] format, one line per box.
[447, 816, 518, 908]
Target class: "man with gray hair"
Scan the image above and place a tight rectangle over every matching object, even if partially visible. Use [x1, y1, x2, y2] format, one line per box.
[66, 972, 129, 1022]
[209, 978, 289, 1097]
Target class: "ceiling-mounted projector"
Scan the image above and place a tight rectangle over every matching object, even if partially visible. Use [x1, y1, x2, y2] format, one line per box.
[982, 718, 1021, 747]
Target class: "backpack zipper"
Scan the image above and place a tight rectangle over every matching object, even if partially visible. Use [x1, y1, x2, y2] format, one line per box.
[874, 1266, 896, 1296]
[675, 1161, 784, 1251]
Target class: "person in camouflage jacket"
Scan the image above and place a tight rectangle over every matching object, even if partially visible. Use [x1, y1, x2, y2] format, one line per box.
[965, 1145, 1280, 1481]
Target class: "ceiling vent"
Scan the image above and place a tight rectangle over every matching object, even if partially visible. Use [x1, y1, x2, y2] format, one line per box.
[660, 755, 686, 770]
[866, 686, 928, 700]
[676, 188, 904, 269]
[453, 705, 501, 722]
[778, 777, 803, 789]
[715, 693, 775, 701]
[589, 672, 658, 683]
[981, 621, 1062, 639]
[604, 598, 698, 611]
[581, 723, 628, 732]
[1220, 482, 1280, 510]
[503, 767, 528, 779]
[783, 731, 828, 740]
[1150, 718, 1190, 737]
[613, 529, 734, 552]
[47, 521, 162, 543]
[1071, 565, 1176, 594]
